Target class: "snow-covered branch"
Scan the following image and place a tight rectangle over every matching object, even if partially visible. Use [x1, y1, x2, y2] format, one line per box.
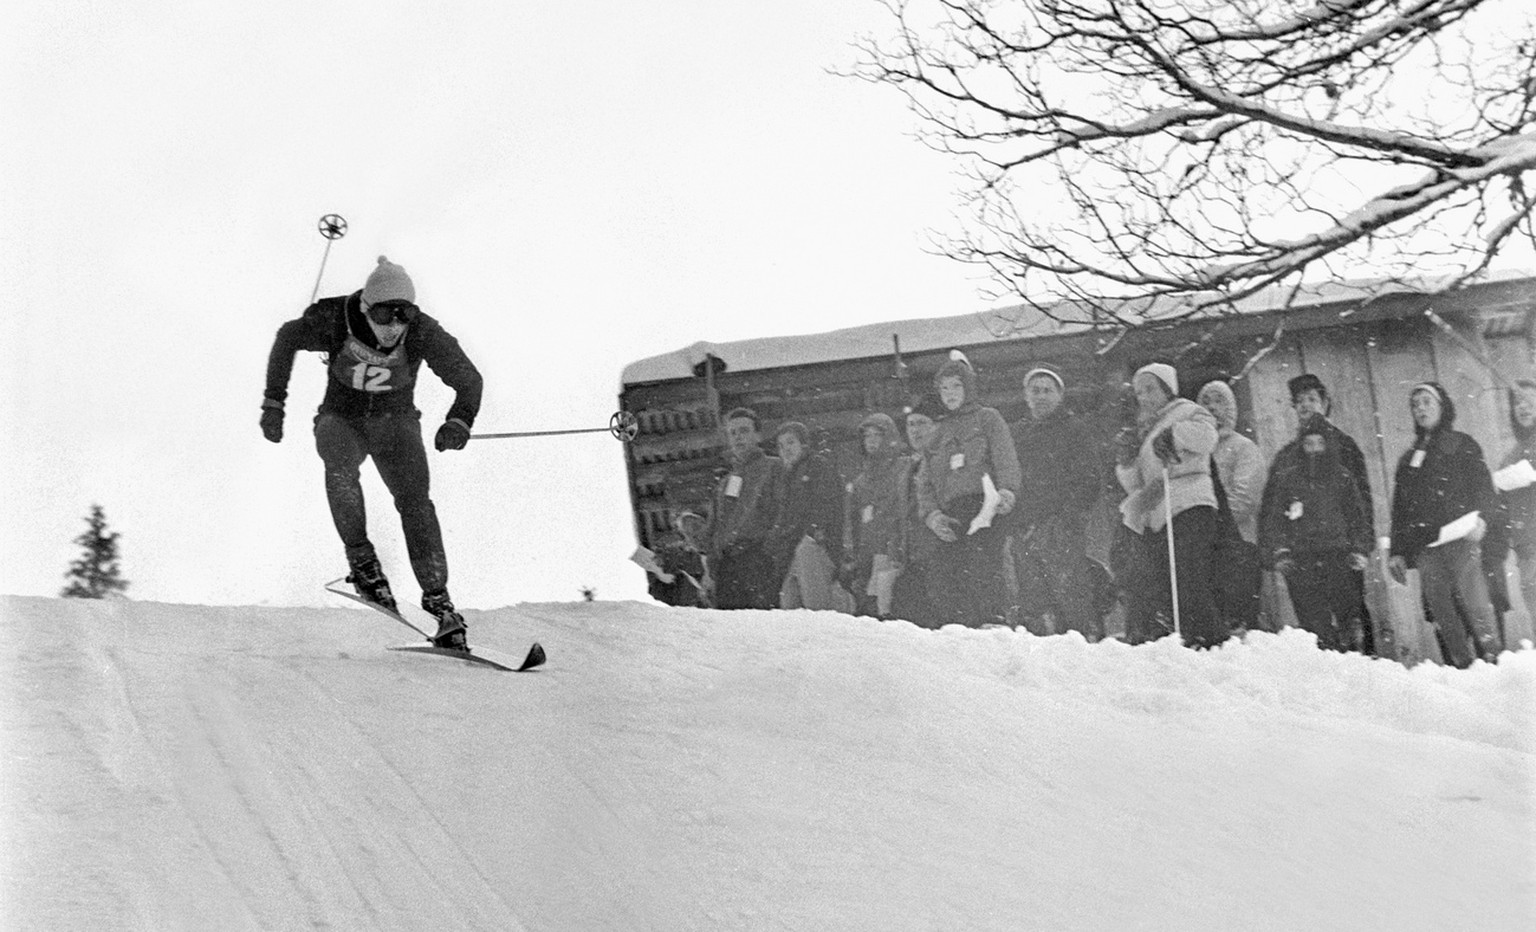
[850, 0, 1536, 324]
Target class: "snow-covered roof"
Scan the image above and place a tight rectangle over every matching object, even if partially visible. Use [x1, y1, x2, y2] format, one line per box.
[621, 271, 1535, 386]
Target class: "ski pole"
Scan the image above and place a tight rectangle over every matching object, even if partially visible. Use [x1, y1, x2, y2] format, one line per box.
[471, 411, 639, 442]
[1163, 461, 1182, 641]
[310, 214, 348, 305]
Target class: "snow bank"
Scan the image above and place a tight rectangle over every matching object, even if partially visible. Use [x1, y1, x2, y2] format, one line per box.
[2, 596, 1531, 931]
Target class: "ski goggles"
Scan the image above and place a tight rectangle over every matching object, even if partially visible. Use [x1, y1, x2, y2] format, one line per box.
[364, 299, 419, 325]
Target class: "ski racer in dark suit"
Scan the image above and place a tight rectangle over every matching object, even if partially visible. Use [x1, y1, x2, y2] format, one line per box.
[261, 256, 483, 648]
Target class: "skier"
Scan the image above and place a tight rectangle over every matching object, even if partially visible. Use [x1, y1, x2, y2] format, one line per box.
[261, 256, 483, 649]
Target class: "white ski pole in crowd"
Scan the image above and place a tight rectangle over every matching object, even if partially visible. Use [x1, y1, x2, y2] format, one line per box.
[1163, 461, 1182, 640]
[310, 214, 347, 305]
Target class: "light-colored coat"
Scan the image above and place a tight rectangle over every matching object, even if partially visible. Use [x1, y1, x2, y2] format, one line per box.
[1117, 398, 1219, 533]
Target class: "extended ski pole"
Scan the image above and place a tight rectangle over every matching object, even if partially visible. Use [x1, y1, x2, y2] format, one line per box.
[310, 214, 347, 305]
[471, 411, 639, 442]
[1163, 462, 1182, 641]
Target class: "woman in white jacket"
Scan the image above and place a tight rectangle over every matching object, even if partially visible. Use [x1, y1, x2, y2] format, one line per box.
[1116, 363, 1225, 647]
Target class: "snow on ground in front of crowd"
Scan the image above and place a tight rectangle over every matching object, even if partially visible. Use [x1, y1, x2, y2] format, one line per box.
[1, 594, 1532, 931]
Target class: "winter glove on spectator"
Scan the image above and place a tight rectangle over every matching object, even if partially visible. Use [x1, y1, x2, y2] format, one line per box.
[1272, 550, 1295, 577]
[434, 418, 471, 451]
[260, 399, 284, 444]
[1349, 552, 1370, 572]
[1115, 427, 1140, 466]
[997, 488, 1016, 516]
[1151, 427, 1178, 464]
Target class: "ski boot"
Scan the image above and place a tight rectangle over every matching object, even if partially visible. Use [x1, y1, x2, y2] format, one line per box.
[347, 554, 398, 613]
[423, 589, 468, 650]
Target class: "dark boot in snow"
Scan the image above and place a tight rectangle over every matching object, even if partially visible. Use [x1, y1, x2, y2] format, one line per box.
[347, 554, 397, 613]
[423, 589, 468, 650]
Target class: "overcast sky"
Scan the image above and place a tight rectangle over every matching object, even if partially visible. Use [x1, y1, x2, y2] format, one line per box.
[2, 1, 1004, 607]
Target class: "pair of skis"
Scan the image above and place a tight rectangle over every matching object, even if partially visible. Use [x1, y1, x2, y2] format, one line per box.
[324, 578, 546, 673]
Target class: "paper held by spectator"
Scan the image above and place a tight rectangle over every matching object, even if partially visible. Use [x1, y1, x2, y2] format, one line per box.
[968, 473, 1002, 536]
[629, 546, 674, 583]
[1493, 459, 1536, 492]
[1427, 511, 1481, 549]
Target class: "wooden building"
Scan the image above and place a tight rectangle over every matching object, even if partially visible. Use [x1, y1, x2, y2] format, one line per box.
[618, 274, 1536, 659]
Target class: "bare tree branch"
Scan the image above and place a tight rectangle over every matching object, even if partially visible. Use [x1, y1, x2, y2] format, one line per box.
[847, 0, 1536, 327]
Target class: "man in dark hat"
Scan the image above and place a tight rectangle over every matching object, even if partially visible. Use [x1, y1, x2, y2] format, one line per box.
[1260, 373, 1378, 651]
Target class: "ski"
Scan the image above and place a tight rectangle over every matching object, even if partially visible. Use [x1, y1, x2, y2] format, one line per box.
[388, 641, 546, 673]
[323, 578, 546, 672]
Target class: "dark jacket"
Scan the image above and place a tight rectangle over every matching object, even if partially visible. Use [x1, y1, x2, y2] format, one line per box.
[1389, 384, 1498, 566]
[265, 291, 483, 425]
[1260, 448, 1372, 563]
[1264, 417, 1373, 535]
[847, 414, 908, 565]
[767, 449, 845, 568]
[706, 448, 783, 559]
[1008, 406, 1100, 532]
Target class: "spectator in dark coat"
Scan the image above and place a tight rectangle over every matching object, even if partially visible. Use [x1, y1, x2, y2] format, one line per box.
[645, 529, 708, 608]
[889, 395, 946, 628]
[703, 407, 783, 609]
[1263, 373, 1379, 651]
[767, 421, 852, 611]
[846, 412, 909, 617]
[1007, 366, 1103, 639]
[916, 354, 1022, 627]
[1260, 415, 1373, 652]
[1387, 382, 1502, 667]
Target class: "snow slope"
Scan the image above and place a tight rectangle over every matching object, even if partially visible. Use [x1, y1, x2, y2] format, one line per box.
[2, 595, 1532, 931]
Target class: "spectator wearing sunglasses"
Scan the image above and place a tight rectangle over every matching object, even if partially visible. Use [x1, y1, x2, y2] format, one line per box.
[262, 255, 483, 649]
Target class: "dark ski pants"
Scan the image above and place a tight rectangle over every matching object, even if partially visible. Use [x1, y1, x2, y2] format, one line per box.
[929, 528, 1010, 629]
[1013, 514, 1099, 639]
[314, 411, 449, 594]
[1416, 538, 1500, 668]
[1124, 506, 1225, 648]
[890, 560, 942, 629]
[713, 543, 779, 610]
[1281, 550, 1364, 652]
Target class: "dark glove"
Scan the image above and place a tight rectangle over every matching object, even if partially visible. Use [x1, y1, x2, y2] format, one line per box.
[1115, 427, 1140, 466]
[1273, 551, 1296, 577]
[260, 399, 284, 443]
[434, 418, 471, 451]
[1151, 427, 1178, 464]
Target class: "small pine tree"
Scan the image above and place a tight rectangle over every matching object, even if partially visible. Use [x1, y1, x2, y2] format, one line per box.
[60, 504, 130, 599]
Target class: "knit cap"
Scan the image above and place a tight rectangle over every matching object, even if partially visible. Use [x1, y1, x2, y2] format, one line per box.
[1133, 362, 1178, 398]
[363, 256, 416, 305]
[1023, 366, 1065, 391]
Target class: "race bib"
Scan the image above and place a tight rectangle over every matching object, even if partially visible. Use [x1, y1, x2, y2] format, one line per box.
[949, 453, 966, 471]
[724, 475, 743, 498]
[329, 333, 412, 395]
